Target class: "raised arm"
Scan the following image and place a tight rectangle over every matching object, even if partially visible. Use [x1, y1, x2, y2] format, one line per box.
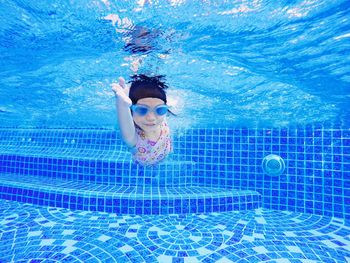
[111, 77, 137, 147]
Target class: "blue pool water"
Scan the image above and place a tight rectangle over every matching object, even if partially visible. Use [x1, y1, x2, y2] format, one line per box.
[1, 0, 350, 262]
[1, 0, 350, 128]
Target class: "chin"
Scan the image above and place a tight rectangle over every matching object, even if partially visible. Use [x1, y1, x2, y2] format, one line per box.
[142, 124, 158, 131]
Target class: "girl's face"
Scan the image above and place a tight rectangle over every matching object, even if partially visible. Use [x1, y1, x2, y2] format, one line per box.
[132, 97, 166, 133]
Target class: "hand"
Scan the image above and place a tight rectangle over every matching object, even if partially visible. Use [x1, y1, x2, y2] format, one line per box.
[111, 77, 132, 106]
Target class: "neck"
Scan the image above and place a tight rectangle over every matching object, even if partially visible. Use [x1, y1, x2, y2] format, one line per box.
[144, 125, 162, 141]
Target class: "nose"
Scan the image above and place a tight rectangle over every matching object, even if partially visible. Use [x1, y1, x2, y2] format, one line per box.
[145, 111, 156, 120]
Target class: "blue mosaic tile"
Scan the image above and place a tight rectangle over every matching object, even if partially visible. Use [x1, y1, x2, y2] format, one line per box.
[4, 201, 350, 262]
[0, 126, 350, 220]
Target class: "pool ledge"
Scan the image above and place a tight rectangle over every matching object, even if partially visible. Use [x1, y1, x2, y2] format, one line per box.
[0, 173, 261, 215]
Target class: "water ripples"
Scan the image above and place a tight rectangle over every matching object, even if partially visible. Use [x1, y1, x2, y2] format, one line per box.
[0, 0, 349, 128]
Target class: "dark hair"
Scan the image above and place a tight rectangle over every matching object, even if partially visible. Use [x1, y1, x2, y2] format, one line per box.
[128, 74, 168, 105]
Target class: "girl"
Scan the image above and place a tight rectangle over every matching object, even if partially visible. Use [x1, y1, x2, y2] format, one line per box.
[112, 74, 172, 166]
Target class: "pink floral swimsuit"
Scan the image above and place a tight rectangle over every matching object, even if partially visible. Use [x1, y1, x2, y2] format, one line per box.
[132, 122, 172, 166]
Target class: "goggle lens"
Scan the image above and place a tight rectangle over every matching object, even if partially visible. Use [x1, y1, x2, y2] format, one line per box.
[131, 104, 168, 116]
[155, 105, 168, 116]
[134, 106, 148, 116]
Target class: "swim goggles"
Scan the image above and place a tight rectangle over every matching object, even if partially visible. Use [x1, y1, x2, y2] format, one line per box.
[130, 104, 169, 116]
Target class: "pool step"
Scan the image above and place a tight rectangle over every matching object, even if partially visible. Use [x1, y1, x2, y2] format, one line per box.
[0, 128, 197, 186]
[0, 152, 197, 186]
[0, 173, 261, 215]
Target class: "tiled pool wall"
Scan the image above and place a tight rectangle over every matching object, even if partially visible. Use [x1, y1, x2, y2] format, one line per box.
[0, 127, 349, 219]
[185, 128, 350, 219]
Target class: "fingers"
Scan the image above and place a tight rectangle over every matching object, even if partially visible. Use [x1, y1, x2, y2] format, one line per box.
[124, 85, 130, 97]
[111, 77, 128, 97]
[118, 77, 126, 89]
[111, 83, 120, 93]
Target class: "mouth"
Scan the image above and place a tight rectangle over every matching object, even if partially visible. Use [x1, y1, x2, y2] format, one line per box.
[144, 123, 156, 127]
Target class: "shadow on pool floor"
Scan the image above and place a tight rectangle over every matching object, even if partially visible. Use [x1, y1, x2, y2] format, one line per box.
[0, 200, 349, 263]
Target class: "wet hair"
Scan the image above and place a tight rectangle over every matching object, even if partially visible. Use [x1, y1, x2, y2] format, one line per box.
[128, 74, 168, 105]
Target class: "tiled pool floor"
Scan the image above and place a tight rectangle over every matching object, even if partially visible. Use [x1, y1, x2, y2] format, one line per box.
[1, 200, 349, 263]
